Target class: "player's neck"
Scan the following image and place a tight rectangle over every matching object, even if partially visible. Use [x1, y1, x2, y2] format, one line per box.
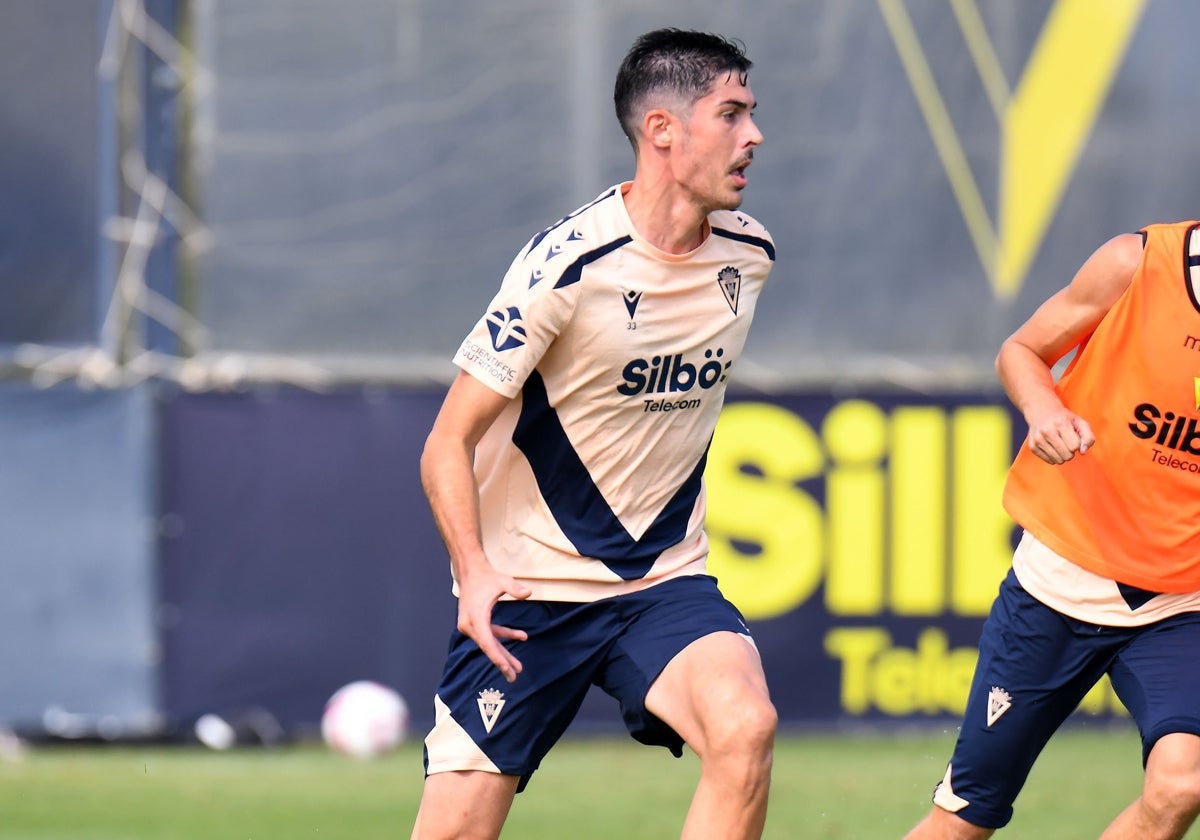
[622, 177, 709, 255]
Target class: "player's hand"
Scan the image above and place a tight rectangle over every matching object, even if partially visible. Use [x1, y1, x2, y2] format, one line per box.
[456, 566, 532, 683]
[1024, 407, 1096, 465]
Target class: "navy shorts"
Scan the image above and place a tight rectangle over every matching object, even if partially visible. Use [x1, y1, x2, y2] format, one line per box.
[935, 569, 1200, 829]
[421, 574, 754, 792]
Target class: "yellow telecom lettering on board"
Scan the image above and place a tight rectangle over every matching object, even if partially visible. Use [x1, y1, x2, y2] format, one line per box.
[823, 625, 1127, 718]
[824, 627, 977, 717]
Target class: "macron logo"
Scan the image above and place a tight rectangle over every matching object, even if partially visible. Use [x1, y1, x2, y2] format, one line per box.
[486, 307, 528, 352]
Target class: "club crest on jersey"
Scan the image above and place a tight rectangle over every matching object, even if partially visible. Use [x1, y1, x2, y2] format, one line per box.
[717, 265, 742, 314]
[486, 307, 527, 352]
[477, 688, 506, 733]
[986, 686, 1012, 727]
[623, 289, 643, 319]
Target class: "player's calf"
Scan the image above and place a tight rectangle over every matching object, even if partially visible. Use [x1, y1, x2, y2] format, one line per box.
[903, 807, 995, 840]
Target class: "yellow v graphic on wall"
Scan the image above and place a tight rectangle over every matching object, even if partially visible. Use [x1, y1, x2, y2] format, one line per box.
[877, 0, 1147, 299]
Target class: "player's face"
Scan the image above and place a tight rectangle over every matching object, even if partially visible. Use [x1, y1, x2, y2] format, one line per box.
[677, 74, 761, 212]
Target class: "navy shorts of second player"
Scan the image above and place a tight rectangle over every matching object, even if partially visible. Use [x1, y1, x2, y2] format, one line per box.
[935, 568, 1200, 828]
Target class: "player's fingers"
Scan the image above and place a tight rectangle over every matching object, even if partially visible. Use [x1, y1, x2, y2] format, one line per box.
[460, 580, 527, 682]
[1055, 421, 1084, 458]
[481, 636, 522, 683]
[1031, 417, 1088, 464]
[1075, 418, 1096, 454]
[501, 577, 532, 601]
[462, 608, 523, 682]
[464, 617, 507, 666]
[489, 620, 526, 679]
[493, 624, 529, 642]
[1029, 433, 1066, 464]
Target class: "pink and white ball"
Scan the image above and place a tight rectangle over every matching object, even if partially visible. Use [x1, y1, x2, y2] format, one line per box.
[321, 681, 409, 759]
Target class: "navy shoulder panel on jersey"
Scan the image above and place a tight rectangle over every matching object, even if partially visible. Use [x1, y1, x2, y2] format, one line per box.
[711, 226, 776, 261]
[552, 237, 634, 289]
[524, 187, 620, 258]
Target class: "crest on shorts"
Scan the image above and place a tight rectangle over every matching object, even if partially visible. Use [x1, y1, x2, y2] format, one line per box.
[477, 688, 506, 734]
[717, 266, 741, 314]
[986, 686, 1012, 727]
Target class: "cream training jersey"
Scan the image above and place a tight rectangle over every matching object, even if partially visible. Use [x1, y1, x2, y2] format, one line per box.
[452, 182, 775, 602]
[1013, 530, 1200, 627]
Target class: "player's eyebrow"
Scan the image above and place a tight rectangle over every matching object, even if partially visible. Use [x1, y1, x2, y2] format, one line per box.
[719, 98, 757, 112]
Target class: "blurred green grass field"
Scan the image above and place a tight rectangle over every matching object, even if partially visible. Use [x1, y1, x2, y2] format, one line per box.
[2, 725, 1194, 839]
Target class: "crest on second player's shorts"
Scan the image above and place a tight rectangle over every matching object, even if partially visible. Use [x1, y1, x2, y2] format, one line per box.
[717, 266, 742, 315]
[477, 688, 506, 733]
[986, 686, 1012, 727]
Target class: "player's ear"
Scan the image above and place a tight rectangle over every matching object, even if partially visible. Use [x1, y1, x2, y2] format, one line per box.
[643, 109, 673, 149]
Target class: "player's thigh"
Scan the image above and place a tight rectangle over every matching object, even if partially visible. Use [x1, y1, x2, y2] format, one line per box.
[412, 770, 519, 840]
[1110, 611, 1200, 764]
[937, 570, 1117, 829]
[596, 575, 771, 755]
[645, 629, 774, 754]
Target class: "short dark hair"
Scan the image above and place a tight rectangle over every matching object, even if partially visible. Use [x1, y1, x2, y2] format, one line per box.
[614, 28, 753, 146]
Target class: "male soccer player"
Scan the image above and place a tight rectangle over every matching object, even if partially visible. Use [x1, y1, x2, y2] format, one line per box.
[905, 223, 1200, 839]
[410, 29, 777, 840]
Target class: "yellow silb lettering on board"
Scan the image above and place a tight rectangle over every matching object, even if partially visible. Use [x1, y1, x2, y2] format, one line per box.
[889, 407, 947, 616]
[823, 400, 888, 616]
[950, 406, 1014, 614]
[707, 402, 826, 620]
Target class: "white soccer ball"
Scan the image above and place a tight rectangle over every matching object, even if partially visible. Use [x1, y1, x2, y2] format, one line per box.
[321, 680, 409, 759]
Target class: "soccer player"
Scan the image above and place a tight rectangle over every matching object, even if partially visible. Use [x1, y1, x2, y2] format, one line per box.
[904, 223, 1200, 839]
[410, 29, 777, 840]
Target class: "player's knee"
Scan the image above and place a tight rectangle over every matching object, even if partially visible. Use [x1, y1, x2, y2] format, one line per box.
[748, 695, 779, 750]
[1146, 768, 1200, 820]
[706, 692, 777, 763]
[1144, 738, 1200, 823]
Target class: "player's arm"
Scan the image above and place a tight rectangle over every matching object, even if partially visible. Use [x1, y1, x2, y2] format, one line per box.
[996, 232, 1144, 465]
[420, 369, 532, 683]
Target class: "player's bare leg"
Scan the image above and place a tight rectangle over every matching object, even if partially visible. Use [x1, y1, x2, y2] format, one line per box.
[410, 769, 519, 840]
[646, 630, 776, 840]
[1098, 733, 1200, 840]
[903, 807, 994, 839]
